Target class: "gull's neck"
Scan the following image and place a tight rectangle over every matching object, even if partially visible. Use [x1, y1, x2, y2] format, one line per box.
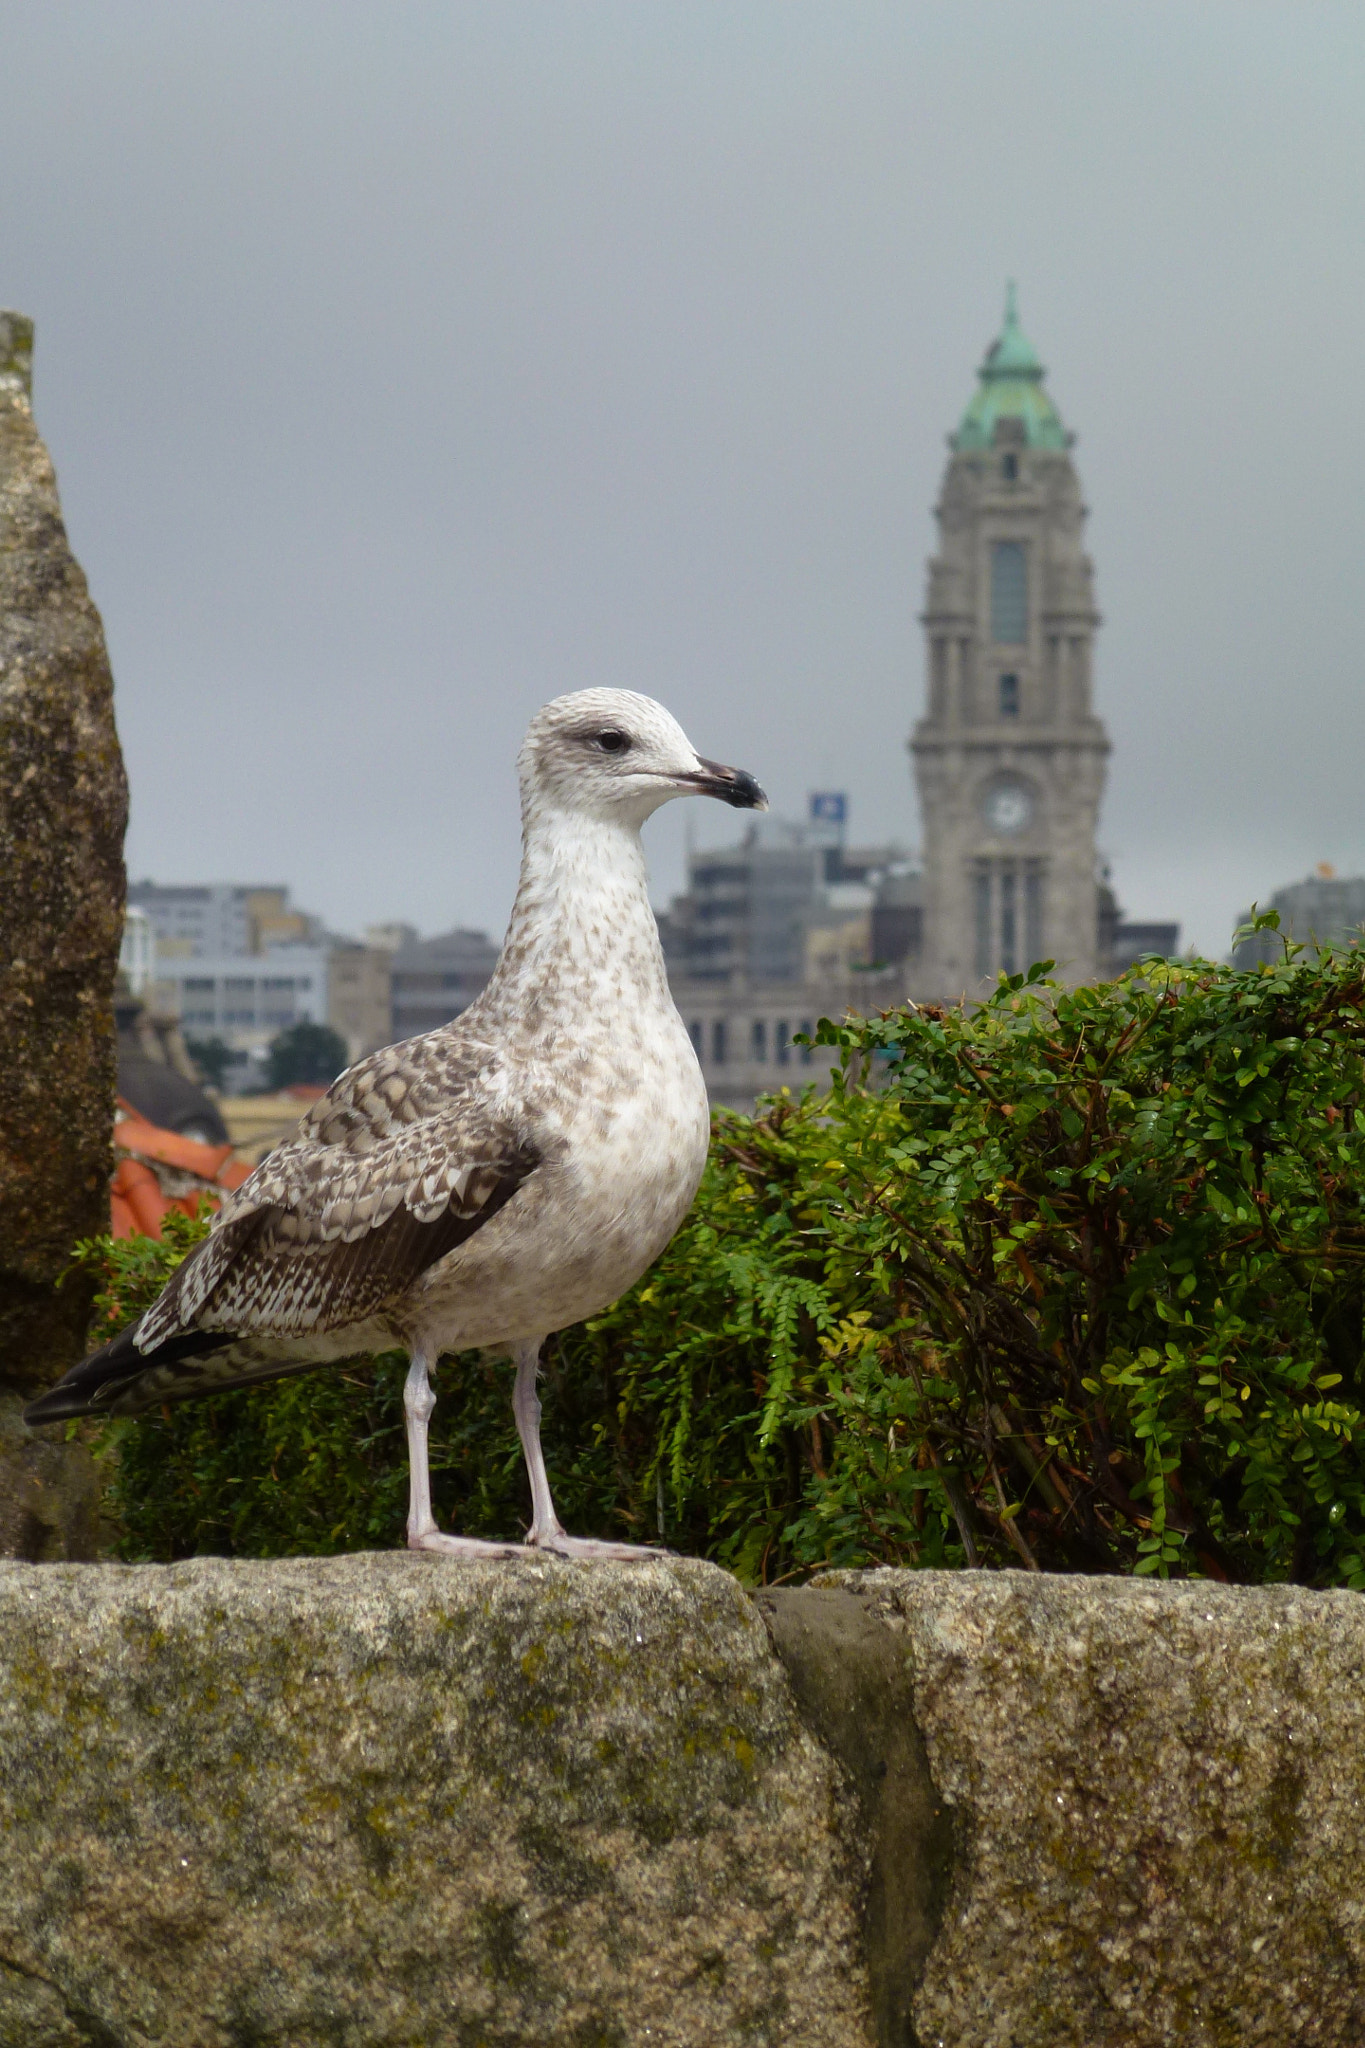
[482, 803, 671, 1025]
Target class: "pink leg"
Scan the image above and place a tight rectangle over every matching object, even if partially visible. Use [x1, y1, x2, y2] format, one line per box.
[404, 1350, 519, 1558]
[512, 1339, 661, 1560]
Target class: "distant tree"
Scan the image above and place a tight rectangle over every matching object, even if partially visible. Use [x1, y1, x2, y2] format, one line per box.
[185, 1035, 232, 1091]
[266, 1021, 348, 1091]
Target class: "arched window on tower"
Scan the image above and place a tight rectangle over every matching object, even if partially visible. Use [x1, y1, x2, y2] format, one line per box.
[990, 541, 1028, 644]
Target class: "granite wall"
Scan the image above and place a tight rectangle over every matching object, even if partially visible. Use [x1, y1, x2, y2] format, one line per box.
[0, 1555, 1359, 2047]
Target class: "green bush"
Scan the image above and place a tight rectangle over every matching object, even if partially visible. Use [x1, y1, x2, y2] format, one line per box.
[75, 926, 1365, 1586]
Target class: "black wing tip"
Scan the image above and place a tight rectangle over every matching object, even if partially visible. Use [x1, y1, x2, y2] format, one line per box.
[22, 1325, 142, 1426]
[22, 1389, 90, 1427]
[21, 1321, 231, 1428]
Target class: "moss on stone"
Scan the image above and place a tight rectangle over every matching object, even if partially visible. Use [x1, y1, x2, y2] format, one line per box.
[0, 1553, 871, 2047]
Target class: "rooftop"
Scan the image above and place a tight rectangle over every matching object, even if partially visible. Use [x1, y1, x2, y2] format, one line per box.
[954, 283, 1070, 453]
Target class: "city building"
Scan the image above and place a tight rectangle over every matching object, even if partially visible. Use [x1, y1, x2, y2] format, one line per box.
[389, 928, 500, 1042]
[1231, 867, 1365, 968]
[126, 880, 333, 1086]
[668, 289, 1179, 1107]
[661, 800, 910, 1107]
[912, 286, 1109, 994]
[161, 947, 331, 1089]
[126, 881, 318, 960]
[911, 288, 1178, 997]
[670, 986, 846, 1114]
[117, 904, 156, 997]
[326, 941, 396, 1064]
[122, 874, 504, 1084]
[662, 805, 914, 984]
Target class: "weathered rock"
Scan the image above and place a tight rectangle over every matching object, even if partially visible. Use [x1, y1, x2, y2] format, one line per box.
[820, 1568, 1365, 2048]
[0, 1397, 103, 1564]
[0, 310, 127, 1402]
[755, 1586, 952, 2048]
[4, 1557, 1364, 2047]
[0, 1553, 872, 2047]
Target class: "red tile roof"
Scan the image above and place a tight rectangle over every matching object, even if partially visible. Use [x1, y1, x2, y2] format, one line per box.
[110, 1100, 252, 1240]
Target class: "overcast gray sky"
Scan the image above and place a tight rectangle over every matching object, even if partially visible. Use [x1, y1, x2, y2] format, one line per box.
[3, 2, 1362, 955]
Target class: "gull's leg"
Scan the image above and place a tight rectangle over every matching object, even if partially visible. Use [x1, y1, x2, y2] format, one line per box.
[513, 1338, 660, 1561]
[404, 1348, 519, 1558]
[512, 1339, 565, 1545]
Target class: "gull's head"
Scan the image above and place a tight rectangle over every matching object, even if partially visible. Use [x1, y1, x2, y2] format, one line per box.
[518, 688, 767, 829]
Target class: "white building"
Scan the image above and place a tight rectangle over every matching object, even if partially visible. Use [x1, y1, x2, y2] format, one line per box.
[156, 946, 330, 1090]
[118, 905, 156, 997]
[126, 881, 316, 959]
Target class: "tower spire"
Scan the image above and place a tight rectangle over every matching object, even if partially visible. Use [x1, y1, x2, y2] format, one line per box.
[912, 294, 1107, 996]
[954, 283, 1067, 450]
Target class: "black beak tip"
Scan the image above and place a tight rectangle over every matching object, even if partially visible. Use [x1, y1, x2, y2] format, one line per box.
[695, 757, 768, 810]
[723, 769, 767, 811]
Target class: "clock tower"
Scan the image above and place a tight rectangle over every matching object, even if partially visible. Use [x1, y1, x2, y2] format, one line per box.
[911, 288, 1108, 997]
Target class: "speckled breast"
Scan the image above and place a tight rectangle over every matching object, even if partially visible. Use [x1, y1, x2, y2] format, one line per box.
[404, 1016, 711, 1352]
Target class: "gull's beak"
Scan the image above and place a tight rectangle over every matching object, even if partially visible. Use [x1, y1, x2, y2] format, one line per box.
[678, 756, 769, 811]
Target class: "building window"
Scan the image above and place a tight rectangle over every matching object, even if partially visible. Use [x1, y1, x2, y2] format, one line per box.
[750, 1018, 767, 1062]
[182, 977, 214, 996]
[775, 1020, 790, 1067]
[688, 1020, 702, 1058]
[990, 541, 1028, 644]
[711, 1019, 727, 1066]
[973, 858, 1047, 979]
[1025, 861, 1044, 965]
[999, 673, 1020, 718]
[798, 1020, 814, 1067]
[974, 862, 993, 980]
[1001, 452, 1018, 481]
[999, 863, 1018, 976]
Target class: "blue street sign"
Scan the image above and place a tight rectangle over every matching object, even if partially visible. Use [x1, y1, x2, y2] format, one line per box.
[809, 792, 847, 825]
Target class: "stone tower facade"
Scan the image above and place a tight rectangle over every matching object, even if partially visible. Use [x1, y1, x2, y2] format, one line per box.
[911, 289, 1108, 998]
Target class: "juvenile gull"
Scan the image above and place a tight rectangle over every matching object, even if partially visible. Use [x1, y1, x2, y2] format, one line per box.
[25, 690, 767, 1559]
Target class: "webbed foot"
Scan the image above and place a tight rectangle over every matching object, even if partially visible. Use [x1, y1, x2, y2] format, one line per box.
[529, 1532, 665, 1561]
[407, 1529, 522, 1558]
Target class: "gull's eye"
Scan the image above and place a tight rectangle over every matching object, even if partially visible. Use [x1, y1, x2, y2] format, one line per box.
[593, 729, 632, 755]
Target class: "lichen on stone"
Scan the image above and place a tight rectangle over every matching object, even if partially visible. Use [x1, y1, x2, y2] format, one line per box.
[0, 311, 127, 1562]
[0, 1552, 872, 2047]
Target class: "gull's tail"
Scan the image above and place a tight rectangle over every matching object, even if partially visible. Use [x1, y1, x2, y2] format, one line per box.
[22, 1321, 349, 1425]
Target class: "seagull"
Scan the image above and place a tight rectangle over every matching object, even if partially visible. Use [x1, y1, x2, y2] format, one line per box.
[25, 690, 766, 1559]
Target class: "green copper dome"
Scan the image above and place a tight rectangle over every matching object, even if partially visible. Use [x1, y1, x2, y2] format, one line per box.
[954, 284, 1069, 452]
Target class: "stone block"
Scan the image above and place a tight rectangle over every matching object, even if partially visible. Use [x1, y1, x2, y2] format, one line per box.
[0, 1553, 871, 2047]
[0, 1397, 102, 1563]
[818, 1568, 1365, 2047]
[0, 311, 127, 1401]
[1, 1556, 1362, 2046]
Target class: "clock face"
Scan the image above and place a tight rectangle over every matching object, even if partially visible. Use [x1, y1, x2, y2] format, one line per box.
[983, 781, 1033, 834]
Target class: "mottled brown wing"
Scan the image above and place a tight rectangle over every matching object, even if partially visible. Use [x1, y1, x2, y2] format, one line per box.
[136, 1034, 541, 1349]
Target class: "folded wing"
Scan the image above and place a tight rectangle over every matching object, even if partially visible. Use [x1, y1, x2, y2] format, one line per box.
[24, 1036, 542, 1422]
